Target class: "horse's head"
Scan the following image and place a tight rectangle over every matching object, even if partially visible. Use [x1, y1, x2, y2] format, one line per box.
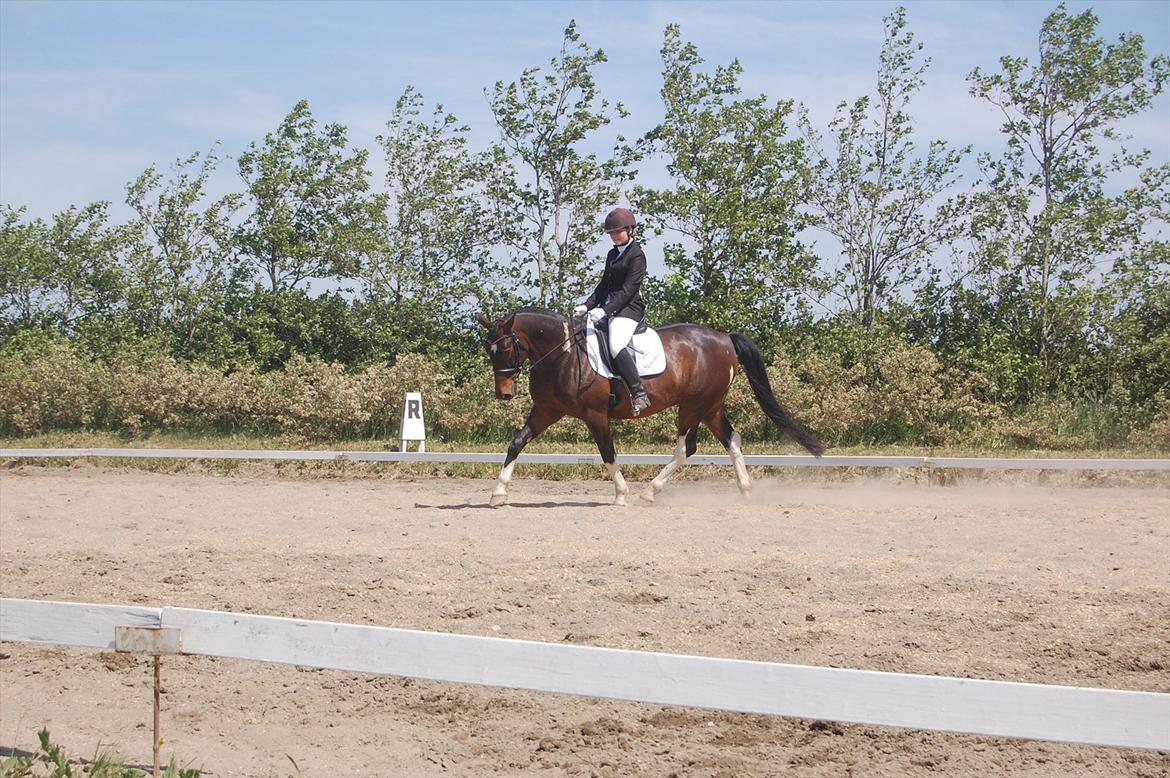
[475, 312, 523, 400]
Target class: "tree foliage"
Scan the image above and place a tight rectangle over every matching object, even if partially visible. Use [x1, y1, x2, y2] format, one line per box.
[0, 206, 55, 332]
[635, 24, 813, 353]
[369, 87, 498, 363]
[966, 3, 1169, 397]
[236, 100, 388, 294]
[486, 20, 637, 311]
[802, 7, 971, 329]
[123, 146, 246, 359]
[0, 202, 123, 336]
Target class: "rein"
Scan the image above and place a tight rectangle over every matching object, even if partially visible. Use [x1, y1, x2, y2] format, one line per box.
[487, 322, 584, 377]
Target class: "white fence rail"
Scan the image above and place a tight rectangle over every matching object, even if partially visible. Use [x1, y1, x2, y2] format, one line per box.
[1, 448, 1167, 471]
[2, 598, 1166, 751]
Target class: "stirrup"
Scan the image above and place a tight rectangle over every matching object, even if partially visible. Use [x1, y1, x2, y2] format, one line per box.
[631, 390, 651, 416]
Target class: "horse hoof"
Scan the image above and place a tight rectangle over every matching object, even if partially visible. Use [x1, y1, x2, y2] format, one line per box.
[639, 489, 656, 503]
[614, 496, 628, 507]
[490, 493, 508, 507]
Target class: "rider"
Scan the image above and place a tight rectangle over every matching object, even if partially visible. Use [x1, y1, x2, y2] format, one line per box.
[573, 207, 652, 416]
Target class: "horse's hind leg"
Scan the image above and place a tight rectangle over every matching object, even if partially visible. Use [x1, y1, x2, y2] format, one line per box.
[704, 405, 751, 496]
[491, 408, 561, 506]
[640, 426, 697, 503]
[585, 412, 629, 506]
[641, 412, 701, 503]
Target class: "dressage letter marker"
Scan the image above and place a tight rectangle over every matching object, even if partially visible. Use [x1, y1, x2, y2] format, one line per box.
[399, 392, 426, 452]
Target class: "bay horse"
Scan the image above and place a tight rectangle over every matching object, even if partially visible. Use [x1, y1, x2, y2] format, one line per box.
[475, 308, 825, 506]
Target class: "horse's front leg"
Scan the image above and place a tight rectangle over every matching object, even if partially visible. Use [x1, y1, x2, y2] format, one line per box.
[585, 413, 628, 506]
[492, 408, 562, 507]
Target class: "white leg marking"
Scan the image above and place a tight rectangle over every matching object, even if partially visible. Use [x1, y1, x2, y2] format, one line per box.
[642, 435, 688, 502]
[608, 462, 629, 506]
[490, 459, 517, 506]
[728, 431, 751, 495]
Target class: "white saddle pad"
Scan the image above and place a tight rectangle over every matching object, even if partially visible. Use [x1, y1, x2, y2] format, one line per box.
[584, 323, 666, 379]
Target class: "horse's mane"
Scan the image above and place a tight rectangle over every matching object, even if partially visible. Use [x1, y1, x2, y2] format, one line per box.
[514, 306, 566, 321]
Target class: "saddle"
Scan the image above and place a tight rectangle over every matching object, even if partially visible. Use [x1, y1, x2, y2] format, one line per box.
[582, 321, 667, 408]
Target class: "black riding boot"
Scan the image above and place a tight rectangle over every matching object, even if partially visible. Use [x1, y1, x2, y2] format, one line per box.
[613, 347, 651, 416]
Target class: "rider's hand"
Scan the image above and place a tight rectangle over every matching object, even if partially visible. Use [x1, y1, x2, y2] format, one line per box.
[572, 304, 587, 317]
[587, 308, 606, 324]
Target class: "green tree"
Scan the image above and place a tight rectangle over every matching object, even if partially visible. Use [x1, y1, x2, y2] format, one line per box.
[50, 202, 126, 330]
[235, 100, 388, 294]
[0, 202, 125, 336]
[801, 7, 971, 329]
[634, 24, 812, 352]
[1092, 192, 1170, 422]
[124, 146, 247, 359]
[230, 286, 370, 369]
[367, 86, 498, 364]
[966, 3, 1169, 395]
[486, 20, 637, 310]
[0, 206, 55, 333]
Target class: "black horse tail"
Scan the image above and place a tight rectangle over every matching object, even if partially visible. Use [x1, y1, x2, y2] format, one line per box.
[730, 333, 826, 457]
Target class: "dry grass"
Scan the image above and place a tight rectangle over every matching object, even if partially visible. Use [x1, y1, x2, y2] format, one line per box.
[2, 338, 1166, 451]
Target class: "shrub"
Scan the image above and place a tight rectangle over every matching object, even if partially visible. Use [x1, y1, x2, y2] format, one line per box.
[0, 326, 1163, 450]
[759, 328, 999, 447]
[1128, 397, 1170, 450]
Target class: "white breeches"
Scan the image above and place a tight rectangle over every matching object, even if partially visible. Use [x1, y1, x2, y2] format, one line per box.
[608, 316, 638, 358]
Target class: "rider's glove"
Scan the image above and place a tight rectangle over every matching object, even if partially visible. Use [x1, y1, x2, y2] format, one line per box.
[572, 304, 587, 317]
[587, 308, 606, 324]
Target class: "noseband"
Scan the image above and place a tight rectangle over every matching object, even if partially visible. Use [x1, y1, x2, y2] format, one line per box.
[485, 332, 525, 376]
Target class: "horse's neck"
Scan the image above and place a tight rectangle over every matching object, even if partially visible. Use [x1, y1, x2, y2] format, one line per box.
[516, 313, 563, 351]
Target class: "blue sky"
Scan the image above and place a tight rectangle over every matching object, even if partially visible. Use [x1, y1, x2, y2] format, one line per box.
[2, 0, 1168, 240]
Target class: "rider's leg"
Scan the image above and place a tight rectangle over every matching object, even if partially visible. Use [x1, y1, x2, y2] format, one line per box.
[608, 317, 650, 414]
[607, 316, 637, 358]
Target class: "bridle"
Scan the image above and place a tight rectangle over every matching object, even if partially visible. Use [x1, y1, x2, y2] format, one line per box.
[485, 331, 525, 377]
[486, 323, 583, 378]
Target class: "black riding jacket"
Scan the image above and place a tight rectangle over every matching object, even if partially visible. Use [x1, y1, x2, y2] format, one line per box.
[584, 240, 647, 321]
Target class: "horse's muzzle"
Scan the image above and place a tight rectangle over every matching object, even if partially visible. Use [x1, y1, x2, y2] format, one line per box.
[494, 377, 517, 400]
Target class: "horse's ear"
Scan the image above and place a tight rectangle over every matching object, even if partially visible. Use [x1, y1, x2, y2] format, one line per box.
[474, 313, 492, 329]
[501, 313, 516, 331]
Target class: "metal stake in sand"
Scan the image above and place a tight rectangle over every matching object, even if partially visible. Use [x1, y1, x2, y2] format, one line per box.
[116, 626, 182, 777]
